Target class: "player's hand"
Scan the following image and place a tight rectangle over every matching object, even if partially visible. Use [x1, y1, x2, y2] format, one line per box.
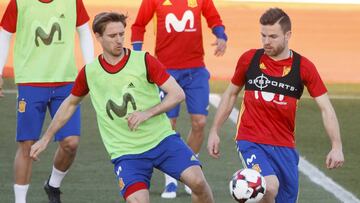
[127, 111, 151, 131]
[211, 38, 227, 57]
[207, 130, 221, 159]
[325, 147, 344, 169]
[30, 138, 51, 161]
[0, 75, 4, 97]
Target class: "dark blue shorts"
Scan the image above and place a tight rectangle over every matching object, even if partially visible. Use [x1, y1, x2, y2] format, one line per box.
[16, 84, 81, 141]
[236, 140, 299, 203]
[160, 67, 210, 118]
[112, 134, 201, 198]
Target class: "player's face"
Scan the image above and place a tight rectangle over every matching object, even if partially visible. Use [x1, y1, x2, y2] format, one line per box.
[97, 22, 125, 57]
[260, 22, 291, 57]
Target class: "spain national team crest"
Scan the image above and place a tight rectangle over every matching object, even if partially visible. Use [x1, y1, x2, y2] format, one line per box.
[162, 0, 172, 6]
[18, 100, 26, 113]
[252, 164, 262, 173]
[259, 63, 267, 70]
[118, 178, 125, 191]
[187, 0, 198, 8]
[282, 66, 291, 76]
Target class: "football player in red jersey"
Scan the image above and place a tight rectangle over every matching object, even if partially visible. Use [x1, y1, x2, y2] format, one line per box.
[131, 0, 227, 198]
[207, 8, 344, 203]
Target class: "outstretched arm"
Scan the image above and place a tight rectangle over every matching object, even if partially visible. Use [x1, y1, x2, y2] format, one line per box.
[0, 29, 13, 97]
[207, 83, 242, 159]
[127, 76, 185, 130]
[314, 93, 344, 169]
[30, 94, 84, 160]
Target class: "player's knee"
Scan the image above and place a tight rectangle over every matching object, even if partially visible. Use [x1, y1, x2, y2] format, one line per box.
[17, 141, 33, 158]
[189, 176, 208, 194]
[264, 178, 279, 199]
[191, 116, 207, 131]
[126, 198, 141, 203]
[60, 136, 79, 154]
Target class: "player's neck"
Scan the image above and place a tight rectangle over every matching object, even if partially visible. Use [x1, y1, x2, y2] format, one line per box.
[102, 49, 125, 65]
[269, 48, 291, 61]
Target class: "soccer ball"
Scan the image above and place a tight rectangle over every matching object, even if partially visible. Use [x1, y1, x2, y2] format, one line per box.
[229, 168, 266, 203]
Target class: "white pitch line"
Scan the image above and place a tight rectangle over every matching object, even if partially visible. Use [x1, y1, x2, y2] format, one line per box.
[209, 93, 360, 203]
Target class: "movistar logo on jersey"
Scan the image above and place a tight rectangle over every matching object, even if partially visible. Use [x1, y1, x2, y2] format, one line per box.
[165, 10, 196, 33]
[35, 22, 62, 47]
[106, 93, 137, 120]
[248, 74, 298, 92]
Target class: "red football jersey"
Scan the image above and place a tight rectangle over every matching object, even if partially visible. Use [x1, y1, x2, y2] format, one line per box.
[231, 49, 327, 147]
[131, 0, 223, 69]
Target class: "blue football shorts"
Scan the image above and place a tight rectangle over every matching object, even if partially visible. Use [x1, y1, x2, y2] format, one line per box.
[112, 134, 201, 198]
[16, 84, 81, 141]
[236, 140, 299, 203]
[160, 67, 210, 118]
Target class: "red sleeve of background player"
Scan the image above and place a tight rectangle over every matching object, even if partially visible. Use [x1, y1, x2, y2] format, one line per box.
[145, 53, 170, 86]
[202, 0, 223, 28]
[131, 0, 156, 42]
[76, 0, 90, 27]
[231, 49, 257, 87]
[300, 56, 327, 97]
[71, 67, 90, 96]
[0, 0, 17, 33]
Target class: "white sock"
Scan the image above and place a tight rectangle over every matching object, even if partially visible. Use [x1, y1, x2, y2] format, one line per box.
[14, 184, 29, 203]
[49, 166, 68, 188]
[164, 174, 177, 186]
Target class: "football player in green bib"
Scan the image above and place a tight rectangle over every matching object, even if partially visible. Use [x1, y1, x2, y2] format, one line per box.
[30, 12, 215, 203]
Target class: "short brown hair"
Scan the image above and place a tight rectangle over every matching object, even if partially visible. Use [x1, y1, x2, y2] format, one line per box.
[92, 12, 128, 35]
[260, 8, 291, 33]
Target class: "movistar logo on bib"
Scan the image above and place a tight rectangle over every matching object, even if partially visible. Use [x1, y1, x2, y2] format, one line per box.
[106, 93, 137, 120]
[34, 19, 63, 47]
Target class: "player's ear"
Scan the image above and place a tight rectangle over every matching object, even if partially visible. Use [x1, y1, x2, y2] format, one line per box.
[285, 30, 291, 41]
[95, 32, 102, 42]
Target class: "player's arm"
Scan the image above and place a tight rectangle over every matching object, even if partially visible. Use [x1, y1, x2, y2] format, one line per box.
[314, 93, 344, 169]
[202, 0, 227, 56]
[127, 76, 185, 131]
[0, 29, 12, 97]
[75, 0, 93, 64]
[0, 0, 17, 97]
[131, 0, 156, 51]
[211, 26, 227, 57]
[30, 94, 84, 161]
[207, 83, 243, 159]
[77, 23, 94, 64]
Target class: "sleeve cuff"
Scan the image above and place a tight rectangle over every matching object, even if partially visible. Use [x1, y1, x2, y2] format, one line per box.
[132, 42, 143, 51]
[212, 26, 228, 41]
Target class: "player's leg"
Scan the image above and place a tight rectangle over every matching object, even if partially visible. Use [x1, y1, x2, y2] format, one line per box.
[14, 86, 49, 203]
[125, 190, 150, 203]
[113, 154, 153, 203]
[180, 166, 214, 203]
[156, 134, 214, 203]
[272, 147, 299, 203]
[44, 84, 81, 203]
[184, 67, 210, 154]
[237, 140, 280, 203]
[182, 67, 209, 194]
